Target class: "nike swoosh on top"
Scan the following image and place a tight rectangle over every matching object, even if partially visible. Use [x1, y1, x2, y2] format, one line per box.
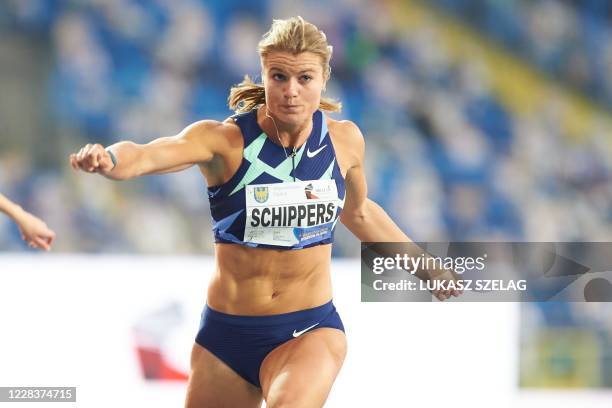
[292, 322, 320, 337]
[306, 145, 327, 158]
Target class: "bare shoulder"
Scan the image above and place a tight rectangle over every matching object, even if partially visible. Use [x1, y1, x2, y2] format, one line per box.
[326, 117, 365, 173]
[327, 118, 364, 146]
[181, 117, 243, 154]
[182, 118, 238, 139]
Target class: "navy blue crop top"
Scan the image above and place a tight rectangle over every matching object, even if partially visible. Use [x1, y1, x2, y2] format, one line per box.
[207, 108, 346, 249]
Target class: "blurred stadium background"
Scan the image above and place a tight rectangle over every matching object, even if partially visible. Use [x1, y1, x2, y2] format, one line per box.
[0, 0, 611, 406]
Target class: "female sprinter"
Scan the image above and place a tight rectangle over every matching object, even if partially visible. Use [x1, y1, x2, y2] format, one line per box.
[70, 16, 459, 408]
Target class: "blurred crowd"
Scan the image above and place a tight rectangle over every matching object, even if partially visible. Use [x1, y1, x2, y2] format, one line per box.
[0, 0, 610, 255]
[433, 0, 612, 108]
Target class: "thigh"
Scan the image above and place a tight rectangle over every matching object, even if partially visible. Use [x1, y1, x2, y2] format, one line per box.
[185, 343, 263, 408]
[259, 328, 347, 408]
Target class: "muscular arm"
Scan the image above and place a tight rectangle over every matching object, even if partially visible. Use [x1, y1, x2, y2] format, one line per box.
[337, 122, 460, 299]
[338, 121, 411, 243]
[70, 120, 223, 180]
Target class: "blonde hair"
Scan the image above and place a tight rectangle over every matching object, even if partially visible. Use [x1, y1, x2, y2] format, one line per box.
[228, 16, 341, 113]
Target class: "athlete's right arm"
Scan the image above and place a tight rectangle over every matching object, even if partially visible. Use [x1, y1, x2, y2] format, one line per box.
[69, 120, 222, 180]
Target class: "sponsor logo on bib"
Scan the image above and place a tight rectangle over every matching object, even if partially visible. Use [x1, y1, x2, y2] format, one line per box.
[305, 183, 318, 199]
[253, 186, 269, 203]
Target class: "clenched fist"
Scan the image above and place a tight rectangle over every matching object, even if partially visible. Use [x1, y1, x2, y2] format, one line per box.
[70, 144, 115, 174]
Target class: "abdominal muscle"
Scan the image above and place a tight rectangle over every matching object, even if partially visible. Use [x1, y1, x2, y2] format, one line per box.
[206, 243, 334, 315]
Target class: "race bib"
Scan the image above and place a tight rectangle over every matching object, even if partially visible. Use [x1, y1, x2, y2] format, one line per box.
[244, 179, 340, 247]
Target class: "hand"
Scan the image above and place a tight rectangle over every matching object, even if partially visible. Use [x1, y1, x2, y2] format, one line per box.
[14, 209, 56, 251]
[428, 269, 463, 301]
[70, 143, 115, 174]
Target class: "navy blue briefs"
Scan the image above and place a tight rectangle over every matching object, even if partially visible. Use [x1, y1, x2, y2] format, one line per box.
[194, 300, 345, 388]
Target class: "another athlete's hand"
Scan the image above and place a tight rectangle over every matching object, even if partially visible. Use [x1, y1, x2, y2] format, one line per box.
[14, 208, 56, 251]
[429, 269, 463, 301]
[70, 144, 115, 174]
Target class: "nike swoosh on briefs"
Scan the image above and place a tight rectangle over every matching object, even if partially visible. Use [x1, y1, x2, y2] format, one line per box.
[306, 145, 327, 158]
[292, 322, 320, 337]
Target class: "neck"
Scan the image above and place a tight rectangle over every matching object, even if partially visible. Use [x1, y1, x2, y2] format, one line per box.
[260, 106, 313, 148]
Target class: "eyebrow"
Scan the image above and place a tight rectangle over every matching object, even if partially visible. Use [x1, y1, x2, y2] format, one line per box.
[268, 66, 317, 74]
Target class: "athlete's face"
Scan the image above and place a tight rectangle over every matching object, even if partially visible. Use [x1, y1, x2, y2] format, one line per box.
[262, 51, 327, 127]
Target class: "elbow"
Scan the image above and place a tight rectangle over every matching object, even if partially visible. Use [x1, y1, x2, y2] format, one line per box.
[340, 198, 377, 230]
[340, 208, 368, 229]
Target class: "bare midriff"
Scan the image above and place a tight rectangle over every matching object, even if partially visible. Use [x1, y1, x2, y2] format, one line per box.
[206, 243, 333, 315]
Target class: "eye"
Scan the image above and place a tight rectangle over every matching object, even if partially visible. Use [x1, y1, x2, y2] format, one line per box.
[272, 73, 286, 81]
[300, 75, 313, 82]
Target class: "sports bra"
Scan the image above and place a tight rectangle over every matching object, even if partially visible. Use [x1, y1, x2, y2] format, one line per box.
[207, 108, 346, 249]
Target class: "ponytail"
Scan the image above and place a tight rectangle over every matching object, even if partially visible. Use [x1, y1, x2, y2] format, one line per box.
[228, 76, 266, 113]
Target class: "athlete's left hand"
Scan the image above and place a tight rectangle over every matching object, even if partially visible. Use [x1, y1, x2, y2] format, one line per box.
[428, 269, 463, 301]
